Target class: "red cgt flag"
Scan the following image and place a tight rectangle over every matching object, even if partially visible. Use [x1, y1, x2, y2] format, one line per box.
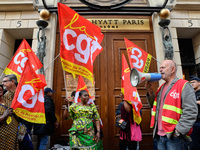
[74, 75, 94, 104]
[58, 3, 104, 83]
[11, 61, 47, 124]
[74, 75, 103, 126]
[122, 54, 143, 125]
[124, 37, 152, 73]
[4, 39, 42, 81]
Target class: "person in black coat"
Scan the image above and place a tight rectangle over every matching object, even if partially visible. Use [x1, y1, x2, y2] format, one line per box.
[189, 76, 200, 150]
[33, 87, 59, 150]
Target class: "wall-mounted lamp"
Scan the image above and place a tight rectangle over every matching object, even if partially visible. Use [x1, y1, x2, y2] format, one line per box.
[158, 8, 174, 60]
[36, 20, 48, 75]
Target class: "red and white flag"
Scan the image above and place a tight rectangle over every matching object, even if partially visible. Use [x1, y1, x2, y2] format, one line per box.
[74, 75, 103, 126]
[11, 61, 47, 124]
[122, 54, 143, 124]
[58, 3, 104, 83]
[124, 37, 152, 73]
[4, 39, 42, 81]
[74, 75, 94, 104]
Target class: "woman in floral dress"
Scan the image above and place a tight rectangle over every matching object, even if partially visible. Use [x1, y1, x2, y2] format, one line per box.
[64, 90, 101, 150]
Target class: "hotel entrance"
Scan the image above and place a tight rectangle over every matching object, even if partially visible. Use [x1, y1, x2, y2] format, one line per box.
[52, 15, 159, 150]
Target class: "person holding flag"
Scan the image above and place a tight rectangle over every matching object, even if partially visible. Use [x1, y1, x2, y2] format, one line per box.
[63, 90, 101, 150]
[0, 74, 19, 150]
[146, 60, 198, 150]
[10, 59, 47, 150]
[118, 54, 142, 150]
[33, 87, 59, 150]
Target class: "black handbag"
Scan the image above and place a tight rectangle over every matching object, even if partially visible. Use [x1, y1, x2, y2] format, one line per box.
[115, 118, 127, 130]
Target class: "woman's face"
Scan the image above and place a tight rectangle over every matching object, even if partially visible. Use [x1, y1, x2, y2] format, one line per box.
[80, 91, 89, 104]
[0, 87, 3, 97]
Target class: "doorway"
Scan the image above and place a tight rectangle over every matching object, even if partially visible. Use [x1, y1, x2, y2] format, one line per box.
[52, 17, 159, 150]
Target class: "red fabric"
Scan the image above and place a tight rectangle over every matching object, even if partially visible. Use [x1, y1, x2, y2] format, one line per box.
[11, 60, 47, 124]
[122, 54, 143, 125]
[74, 75, 93, 103]
[124, 37, 152, 73]
[74, 75, 103, 126]
[150, 79, 188, 134]
[162, 80, 187, 133]
[58, 3, 104, 83]
[4, 39, 42, 81]
[150, 83, 165, 128]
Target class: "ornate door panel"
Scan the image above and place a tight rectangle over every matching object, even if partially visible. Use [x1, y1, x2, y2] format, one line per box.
[53, 20, 158, 150]
[106, 32, 158, 150]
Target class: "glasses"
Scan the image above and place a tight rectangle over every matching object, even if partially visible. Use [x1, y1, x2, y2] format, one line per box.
[2, 80, 11, 83]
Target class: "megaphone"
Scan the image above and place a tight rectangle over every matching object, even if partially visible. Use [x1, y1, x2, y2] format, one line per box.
[130, 68, 162, 87]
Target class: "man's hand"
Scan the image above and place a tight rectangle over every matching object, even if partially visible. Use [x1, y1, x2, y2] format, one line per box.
[197, 101, 200, 105]
[173, 129, 180, 137]
[115, 114, 121, 119]
[3, 107, 13, 117]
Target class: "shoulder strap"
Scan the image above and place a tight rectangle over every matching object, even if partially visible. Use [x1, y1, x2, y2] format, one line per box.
[0, 103, 8, 109]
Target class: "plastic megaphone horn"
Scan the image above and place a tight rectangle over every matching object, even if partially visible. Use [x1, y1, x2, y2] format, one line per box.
[130, 68, 162, 87]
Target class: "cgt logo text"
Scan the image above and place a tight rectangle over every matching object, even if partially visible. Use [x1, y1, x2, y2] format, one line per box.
[170, 90, 179, 99]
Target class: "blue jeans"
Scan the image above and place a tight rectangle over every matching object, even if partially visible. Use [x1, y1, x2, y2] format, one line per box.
[37, 135, 49, 150]
[157, 135, 188, 150]
[153, 138, 158, 150]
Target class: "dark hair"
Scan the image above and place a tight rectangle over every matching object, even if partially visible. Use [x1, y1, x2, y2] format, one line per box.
[79, 90, 88, 97]
[4, 74, 18, 86]
[44, 91, 48, 95]
[71, 91, 76, 97]
[0, 84, 3, 89]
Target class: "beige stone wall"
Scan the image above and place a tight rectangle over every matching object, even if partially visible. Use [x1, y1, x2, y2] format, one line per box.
[152, 1, 200, 81]
[0, 4, 58, 88]
[0, 1, 58, 149]
[0, 29, 15, 76]
[0, 11, 38, 80]
[193, 34, 200, 64]
[170, 10, 200, 66]
[152, 12, 183, 82]
[61, 0, 150, 7]
[0, 0, 35, 11]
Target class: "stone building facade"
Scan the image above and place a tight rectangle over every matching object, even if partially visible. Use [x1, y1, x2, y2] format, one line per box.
[0, 0, 199, 84]
[0, 0, 200, 149]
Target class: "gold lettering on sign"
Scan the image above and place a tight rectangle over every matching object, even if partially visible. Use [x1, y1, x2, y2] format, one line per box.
[88, 19, 150, 30]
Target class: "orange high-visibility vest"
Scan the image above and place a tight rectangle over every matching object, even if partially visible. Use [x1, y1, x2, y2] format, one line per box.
[150, 79, 188, 134]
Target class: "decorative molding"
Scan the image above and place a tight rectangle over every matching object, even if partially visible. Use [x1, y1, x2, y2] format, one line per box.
[173, 0, 200, 10]
[0, 0, 35, 11]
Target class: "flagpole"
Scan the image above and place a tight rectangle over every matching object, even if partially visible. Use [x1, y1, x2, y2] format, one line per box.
[63, 70, 69, 112]
[0, 72, 4, 81]
[44, 53, 60, 73]
[0, 61, 11, 81]
[151, 56, 161, 64]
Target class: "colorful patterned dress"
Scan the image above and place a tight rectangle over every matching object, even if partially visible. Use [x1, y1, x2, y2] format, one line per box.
[69, 103, 100, 150]
[0, 91, 19, 150]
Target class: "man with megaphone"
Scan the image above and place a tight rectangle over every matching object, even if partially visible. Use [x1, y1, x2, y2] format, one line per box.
[145, 60, 198, 150]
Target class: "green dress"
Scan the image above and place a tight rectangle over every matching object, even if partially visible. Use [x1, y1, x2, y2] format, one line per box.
[69, 103, 101, 150]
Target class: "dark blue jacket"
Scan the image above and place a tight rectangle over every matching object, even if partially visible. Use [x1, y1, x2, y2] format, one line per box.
[195, 89, 200, 122]
[33, 95, 57, 135]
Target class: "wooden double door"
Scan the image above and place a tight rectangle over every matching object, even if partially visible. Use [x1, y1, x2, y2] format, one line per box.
[53, 28, 159, 150]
